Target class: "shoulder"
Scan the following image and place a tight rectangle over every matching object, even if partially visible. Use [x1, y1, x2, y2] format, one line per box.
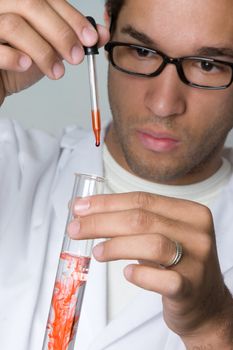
[0, 118, 61, 162]
[0, 119, 105, 178]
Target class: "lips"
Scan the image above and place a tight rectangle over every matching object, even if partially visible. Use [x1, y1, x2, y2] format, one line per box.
[137, 129, 180, 152]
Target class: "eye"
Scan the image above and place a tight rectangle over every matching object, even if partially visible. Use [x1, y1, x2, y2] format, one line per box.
[134, 47, 153, 58]
[197, 60, 230, 75]
[200, 61, 215, 72]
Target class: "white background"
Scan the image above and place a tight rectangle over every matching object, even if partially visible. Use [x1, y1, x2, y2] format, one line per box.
[0, 0, 233, 146]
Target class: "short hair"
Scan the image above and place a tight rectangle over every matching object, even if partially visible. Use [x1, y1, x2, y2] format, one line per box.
[105, 0, 125, 33]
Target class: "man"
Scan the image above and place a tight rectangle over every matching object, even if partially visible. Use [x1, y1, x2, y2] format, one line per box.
[0, 0, 233, 349]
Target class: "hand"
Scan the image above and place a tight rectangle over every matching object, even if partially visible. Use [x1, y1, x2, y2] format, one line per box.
[68, 192, 233, 348]
[0, 0, 109, 104]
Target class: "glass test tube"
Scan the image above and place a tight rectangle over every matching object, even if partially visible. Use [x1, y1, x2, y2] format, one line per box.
[42, 173, 105, 350]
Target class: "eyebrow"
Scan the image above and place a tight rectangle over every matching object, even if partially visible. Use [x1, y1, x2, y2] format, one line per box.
[196, 47, 233, 58]
[121, 25, 233, 59]
[121, 25, 155, 46]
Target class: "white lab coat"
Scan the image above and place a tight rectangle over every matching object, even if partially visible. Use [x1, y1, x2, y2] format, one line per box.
[0, 118, 233, 350]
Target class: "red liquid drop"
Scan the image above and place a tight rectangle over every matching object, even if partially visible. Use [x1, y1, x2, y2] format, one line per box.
[91, 109, 101, 147]
[46, 253, 91, 350]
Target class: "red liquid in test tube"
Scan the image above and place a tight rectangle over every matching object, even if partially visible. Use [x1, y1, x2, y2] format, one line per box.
[45, 253, 91, 350]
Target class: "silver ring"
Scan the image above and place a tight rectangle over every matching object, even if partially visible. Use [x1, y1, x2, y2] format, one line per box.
[163, 241, 183, 268]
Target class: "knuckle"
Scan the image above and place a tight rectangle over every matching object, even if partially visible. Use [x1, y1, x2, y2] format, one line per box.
[56, 26, 75, 44]
[195, 203, 214, 231]
[147, 234, 175, 264]
[158, 234, 171, 252]
[37, 45, 56, 64]
[167, 272, 185, 297]
[148, 234, 165, 258]
[133, 191, 154, 210]
[130, 208, 152, 232]
[83, 214, 98, 237]
[200, 204, 212, 221]
[161, 235, 174, 259]
[197, 233, 213, 259]
[0, 14, 22, 34]
[99, 194, 110, 210]
[21, 0, 43, 10]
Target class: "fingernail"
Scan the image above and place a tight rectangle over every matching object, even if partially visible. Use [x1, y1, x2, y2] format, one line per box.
[67, 219, 80, 237]
[74, 198, 90, 213]
[19, 55, 31, 70]
[82, 26, 98, 46]
[52, 61, 64, 79]
[93, 243, 104, 259]
[71, 45, 83, 64]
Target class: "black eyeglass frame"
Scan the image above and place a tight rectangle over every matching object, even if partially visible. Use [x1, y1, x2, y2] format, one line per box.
[104, 41, 233, 90]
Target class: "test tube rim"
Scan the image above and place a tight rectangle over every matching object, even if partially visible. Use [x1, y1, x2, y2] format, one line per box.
[74, 172, 105, 183]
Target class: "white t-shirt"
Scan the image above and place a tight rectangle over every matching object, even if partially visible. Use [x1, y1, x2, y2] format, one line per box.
[103, 143, 233, 322]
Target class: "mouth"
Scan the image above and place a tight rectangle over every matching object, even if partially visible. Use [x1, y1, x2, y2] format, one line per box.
[137, 129, 180, 153]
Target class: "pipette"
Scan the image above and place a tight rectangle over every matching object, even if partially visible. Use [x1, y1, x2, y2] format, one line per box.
[84, 17, 101, 147]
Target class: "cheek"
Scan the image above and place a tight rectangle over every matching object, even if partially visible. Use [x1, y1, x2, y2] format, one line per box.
[216, 94, 233, 128]
[187, 90, 233, 135]
[108, 69, 146, 114]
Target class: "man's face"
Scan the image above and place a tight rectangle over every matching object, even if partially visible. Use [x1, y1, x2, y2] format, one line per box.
[106, 0, 233, 185]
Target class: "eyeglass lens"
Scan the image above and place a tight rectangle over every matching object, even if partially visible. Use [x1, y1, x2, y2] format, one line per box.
[111, 44, 232, 88]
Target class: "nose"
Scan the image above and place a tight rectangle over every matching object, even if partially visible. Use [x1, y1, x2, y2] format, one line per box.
[144, 64, 187, 119]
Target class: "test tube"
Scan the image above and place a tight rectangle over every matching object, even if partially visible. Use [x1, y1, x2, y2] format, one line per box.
[84, 16, 101, 147]
[42, 173, 105, 350]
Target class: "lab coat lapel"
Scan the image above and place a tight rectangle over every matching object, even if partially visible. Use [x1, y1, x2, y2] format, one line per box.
[88, 288, 163, 350]
[51, 127, 105, 228]
[211, 149, 233, 275]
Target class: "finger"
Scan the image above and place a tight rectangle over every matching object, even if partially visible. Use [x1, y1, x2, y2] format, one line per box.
[124, 264, 190, 299]
[68, 208, 175, 239]
[96, 24, 110, 47]
[47, 0, 109, 47]
[73, 192, 212, 231]
[92, 233, 179, 267]
[68, 207, 196, 244]
[0, 13, 64, 79]
[0, 44, 32, 71]
[67, 206, 207, 260]
[17, 1, 85, 65]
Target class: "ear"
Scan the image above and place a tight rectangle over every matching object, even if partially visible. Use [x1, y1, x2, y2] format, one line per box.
[103, 6, 111, 30]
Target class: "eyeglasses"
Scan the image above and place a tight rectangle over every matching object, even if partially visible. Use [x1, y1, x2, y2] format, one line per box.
[104, 41, 233, 90]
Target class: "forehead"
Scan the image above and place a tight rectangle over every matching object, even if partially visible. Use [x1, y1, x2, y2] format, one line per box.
[116, 0, 233, 55]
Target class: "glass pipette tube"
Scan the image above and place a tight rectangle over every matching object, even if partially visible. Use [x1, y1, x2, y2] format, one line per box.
[88, 53, 101, 147]
[42, 173, 105, 350]
[84, 16, 101, 147]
